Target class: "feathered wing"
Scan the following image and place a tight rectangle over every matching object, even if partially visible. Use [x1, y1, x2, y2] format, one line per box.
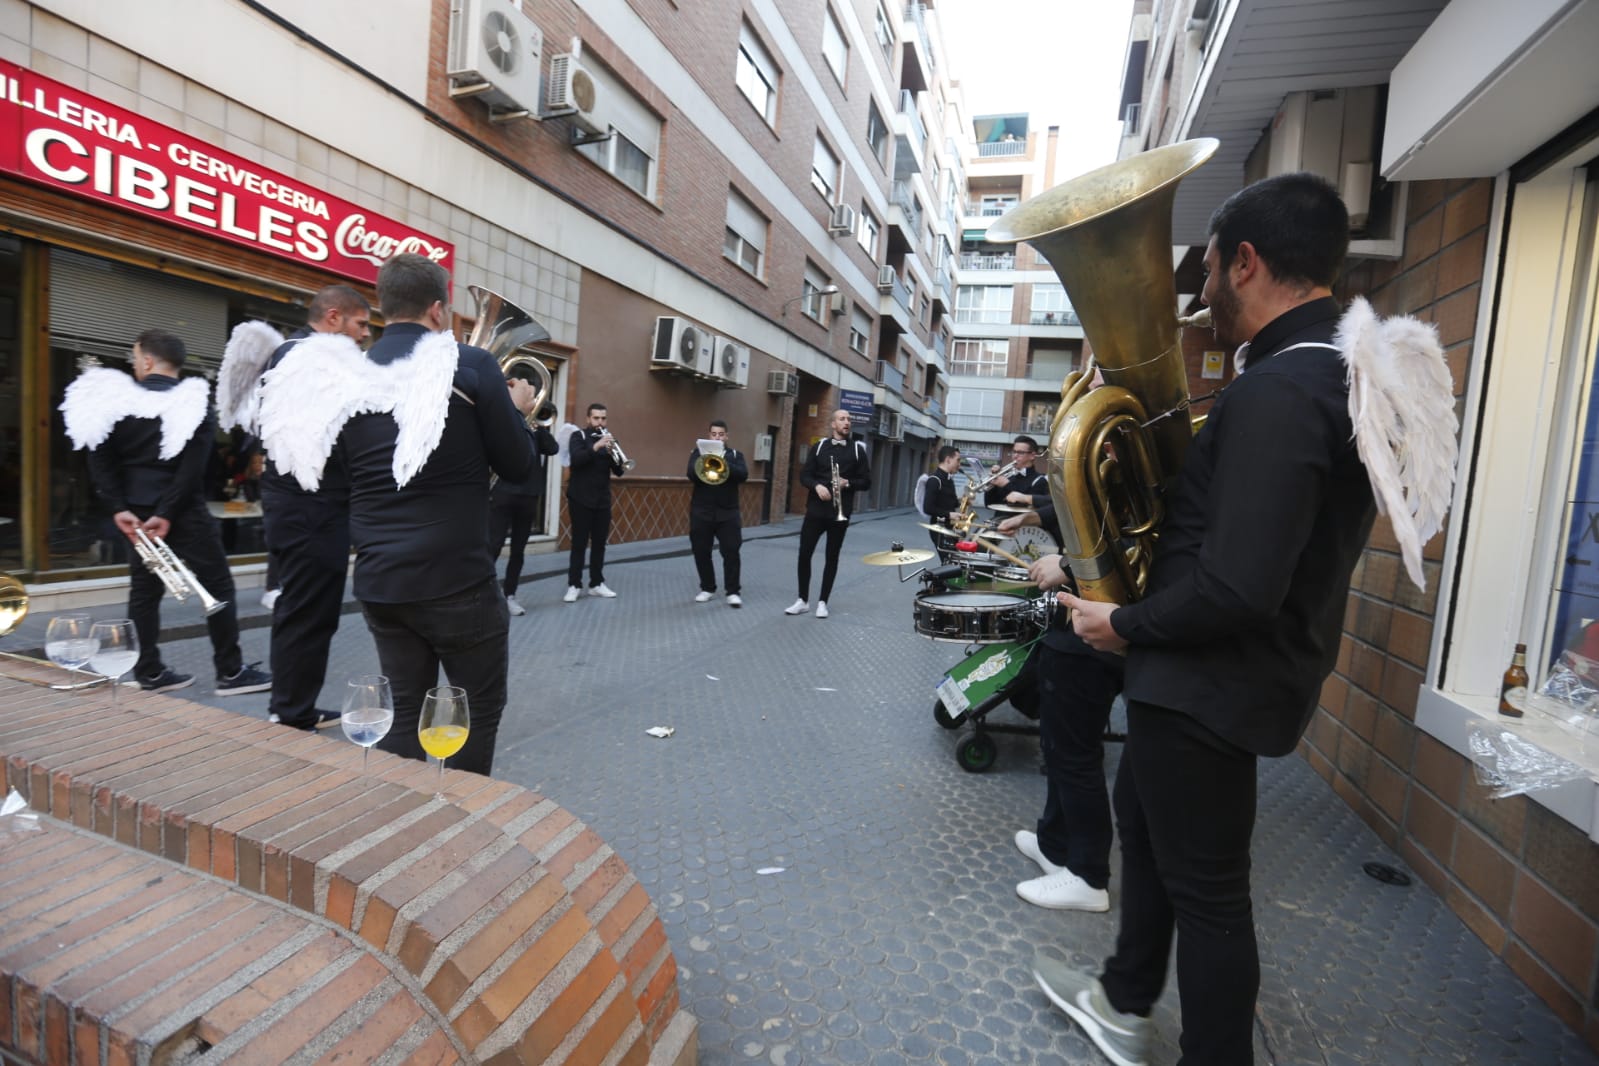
[59, 367, 210, 458]
[256, 334, 372, 491]
[556, 422, 580, 467]
[216, 321, 284, 432]
[1336, 296, 1459, 590]
[388, 331, 460, 488]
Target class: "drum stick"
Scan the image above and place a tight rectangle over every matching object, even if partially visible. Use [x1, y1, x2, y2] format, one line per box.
[965, 539, 1031, 569]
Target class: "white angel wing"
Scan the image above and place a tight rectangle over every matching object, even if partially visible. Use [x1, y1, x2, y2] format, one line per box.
[1336, 297, 1459, 591]
[216, 321, 284, 432]
[256, 334, 372, 491]
[556, 422, 580, 467]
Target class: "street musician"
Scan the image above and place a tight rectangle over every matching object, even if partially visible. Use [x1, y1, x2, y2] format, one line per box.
[687, 420, 748, 607]
[787, 409, 871, 619]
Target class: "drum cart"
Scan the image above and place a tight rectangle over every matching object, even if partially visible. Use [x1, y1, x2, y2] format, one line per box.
[933, 635, 1042, 772]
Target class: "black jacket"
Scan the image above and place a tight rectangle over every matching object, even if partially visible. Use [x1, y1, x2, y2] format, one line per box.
[338, 323, 536, 604]
[490, 424, 559, 502]
[86, 374, 212, 518]
[921, 469, 960, 524]
[800, 435, 872, 520]
[688, 446, 748, 519]
[261, 327, 349, 503]
[984, 465, 1046, 507]
[1111, 297, 1375, 756]
[567, 426, 624, 509]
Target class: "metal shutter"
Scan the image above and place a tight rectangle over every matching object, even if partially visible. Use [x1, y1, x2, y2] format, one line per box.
[48, 248, 229, 374]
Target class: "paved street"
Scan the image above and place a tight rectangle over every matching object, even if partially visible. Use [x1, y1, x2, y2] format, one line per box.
[64, 510, 1599, 1065]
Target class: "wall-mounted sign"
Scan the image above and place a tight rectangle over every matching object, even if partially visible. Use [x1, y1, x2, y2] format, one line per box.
[1202, 350, 1225, 380]
[0, 60, 453, 285]
[839, 388, 875, 417]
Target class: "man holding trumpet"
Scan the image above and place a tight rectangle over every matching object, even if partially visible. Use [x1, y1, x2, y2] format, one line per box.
[63, 329, 270, 695]
[787, 408, 871, 619]
[687, 420, 748, 607]
[563, 402, 625, 602]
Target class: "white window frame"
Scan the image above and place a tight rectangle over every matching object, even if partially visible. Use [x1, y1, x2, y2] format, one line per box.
[822, 6, 849, 86]
[954, 284, 1012, 324]
[736, 21, 780, 127]
[850, 305, 872, 355]
[874, 2, 895, 65]
[811, 136, 841, 201]
[802, 261, 831, 323]
[574, 58, 660, 200]
[723, 187, 768, 279]
[866, 100, 888, 166]
[857, 203, 881, 256]
[950, 339, 1008, 377]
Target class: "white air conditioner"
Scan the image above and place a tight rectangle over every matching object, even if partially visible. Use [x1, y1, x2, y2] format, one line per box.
[711, 338, 751, 388]
[884, 411, 904, 440]
[547, 52, 605, 136]
[876, 265, 897, 293]
[447, 0, 543, 118]
[651, 316, 713, 376]
[828, 203, 856, 236]
[766, 370, 799, 396]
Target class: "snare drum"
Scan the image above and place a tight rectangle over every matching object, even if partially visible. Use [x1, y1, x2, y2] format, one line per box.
[913, 591, 1039, 644]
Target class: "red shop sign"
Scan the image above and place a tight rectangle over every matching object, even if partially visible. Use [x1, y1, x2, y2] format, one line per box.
[0, 59, 453, 284]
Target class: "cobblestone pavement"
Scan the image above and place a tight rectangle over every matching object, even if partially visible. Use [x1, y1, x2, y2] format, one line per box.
[70, 511, 1598, 1065]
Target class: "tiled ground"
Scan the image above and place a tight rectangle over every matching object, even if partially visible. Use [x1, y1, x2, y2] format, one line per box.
[48, 511, 1599, 1065]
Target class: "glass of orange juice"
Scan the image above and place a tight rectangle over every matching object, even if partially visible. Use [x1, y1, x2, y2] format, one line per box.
[418, 685, 469, 794]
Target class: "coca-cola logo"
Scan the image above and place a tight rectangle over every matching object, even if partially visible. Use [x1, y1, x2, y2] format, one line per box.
[334, 213, 450, 267]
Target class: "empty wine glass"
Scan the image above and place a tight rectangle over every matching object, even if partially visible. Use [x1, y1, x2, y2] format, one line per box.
[341, 675, 394, 770]
[45, 612, 98, 684]
[88, 619, 138, 709]
[417, 685, 470, 795]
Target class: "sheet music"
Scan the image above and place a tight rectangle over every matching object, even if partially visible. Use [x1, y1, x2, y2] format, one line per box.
[697, 438, 726, 456]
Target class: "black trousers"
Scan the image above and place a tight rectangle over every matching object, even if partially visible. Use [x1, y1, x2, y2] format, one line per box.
[1101, 700, 1259, 1065]
[690, 511, 742, 593]
[796, 514, 848, 602]
[261, 489, 348, 729]
[1034, 642, 1123, 889]
[488, 495, 541, 596]
[360, 577, 509, 776]
[567, 501, 610, 588]
[128, 503, 241, 682]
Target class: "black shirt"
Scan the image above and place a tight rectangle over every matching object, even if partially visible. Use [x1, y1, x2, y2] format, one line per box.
[688, 446, 748, 518]
[800, 436, 872, 520]
[490, 425, 559, 502]
[567, 426, 624, 508]
[922, 469, 960, 523]
[85, 374, 212, 518]
[339, 323, 536, 604]
[984, 465, 1046, 507]
[1111, 297, 1376, 756]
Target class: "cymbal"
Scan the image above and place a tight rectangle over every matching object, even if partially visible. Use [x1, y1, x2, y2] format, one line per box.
[988, 503, 1034, 514]
[861, 547, 935, 566]
[917, 522, 962, 538]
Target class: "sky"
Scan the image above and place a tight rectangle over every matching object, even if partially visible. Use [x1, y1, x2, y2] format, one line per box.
[936, 0, 1136, 182]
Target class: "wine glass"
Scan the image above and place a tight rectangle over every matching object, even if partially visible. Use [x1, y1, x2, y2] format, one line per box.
[88, 620, 138, 709]
[340, 675, 394, 770]
[418, 685, 470, 795]
[45, 612, 98, 685]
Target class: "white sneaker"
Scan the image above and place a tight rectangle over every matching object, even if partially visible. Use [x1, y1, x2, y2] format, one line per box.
[727, 594, 742, 608]
[695, 590, 714, 603]
[784, 598, 809, 615]
[815, 601, 829, 619]
[260, 588, 280, 610]
[506, 595, 525, 616]
[1017, 869, 1110, 912]
[588, 583, 618, 598]
[563, 585, 581, 603]
[1015, 830, 1066, 876]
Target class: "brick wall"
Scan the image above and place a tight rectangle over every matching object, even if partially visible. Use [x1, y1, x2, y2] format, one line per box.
[1299, 177, 1599, 1050]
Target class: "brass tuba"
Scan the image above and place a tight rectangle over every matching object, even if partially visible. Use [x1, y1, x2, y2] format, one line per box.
[986, 138, 1219, 604]
[466, 285, 553, 428]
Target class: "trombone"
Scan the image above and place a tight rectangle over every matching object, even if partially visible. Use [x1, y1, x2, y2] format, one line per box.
[132, 529, 228, 616]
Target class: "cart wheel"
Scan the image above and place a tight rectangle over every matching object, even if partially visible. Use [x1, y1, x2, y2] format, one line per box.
[934, 699, 966, 730]
[956, 733, 998, 773]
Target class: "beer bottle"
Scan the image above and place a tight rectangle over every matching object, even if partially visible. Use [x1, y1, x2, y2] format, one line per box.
[1499, 643, 1529, 718]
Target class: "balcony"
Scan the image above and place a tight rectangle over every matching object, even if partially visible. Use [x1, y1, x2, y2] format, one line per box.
[893, 90, 926, 180]
[960, 252, 1015, 271]
[886, 181, 922, 253]
[932, 267, 951, 311]
[878, 272, 913, 334]
[975, 140, 1025, 159]
[966, 200, 1018, 217]
[945, 413, 1006, 431]
[1029, 310, 1081, 326]
[900, 3, 937, 93]
[927, 397, 942, 419]
[874, 360, 906, 392]
[952, 308, 1011, 325]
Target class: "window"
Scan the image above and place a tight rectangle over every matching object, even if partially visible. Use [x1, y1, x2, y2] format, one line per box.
[723, 188, 767, 278]
[1022, 398, 1056, 435]
[822, 7, 849, 85]
[735, 21, 780, 126]
[950, 339, 1008, 377]
[955, 285, 1012, 324]
[945, 387, 1005, 431]
[850, 305, 872, 355]
[867, 100, 888, 166]
[874, 2, 895, 64]
[918, 294, 929, 324]
[811, 136, 841, 200]
[802, 261, 831, 322]
[575, 58, 661, 199]
[857, 203, 880, 256]
[1030, 283, 1076, 325]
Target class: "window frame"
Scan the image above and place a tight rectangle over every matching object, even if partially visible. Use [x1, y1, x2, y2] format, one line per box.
[949, 339, 1009, 377]
[735, 21, 780, 128]
[723, 187, 768, 279]
[802, 261, 832, 323]
[822, 6, 849, 87]
[857, 202, 881, 257]
[849, 304, 872, 355]
[866, 99, 889, 167]
[811, 136, 842, 201]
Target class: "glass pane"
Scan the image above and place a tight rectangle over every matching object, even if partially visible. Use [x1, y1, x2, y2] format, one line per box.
[614, 135, 651, 196]
[1552, 336, 1599, 664]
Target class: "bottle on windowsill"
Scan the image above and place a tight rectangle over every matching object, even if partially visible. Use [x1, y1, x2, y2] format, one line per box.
[1499, 643, 1529, 718]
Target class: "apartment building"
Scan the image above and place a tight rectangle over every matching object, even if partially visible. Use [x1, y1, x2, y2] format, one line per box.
[1117, 0, 1599, 1047]
[0, 0, 964, 596]
[944, 117, 1085, 465]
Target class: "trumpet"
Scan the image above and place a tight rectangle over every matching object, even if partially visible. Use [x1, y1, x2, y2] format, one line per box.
[830, 459, 847, 521]
[132, 529, 227, 616]
[600, 431, 635, 474]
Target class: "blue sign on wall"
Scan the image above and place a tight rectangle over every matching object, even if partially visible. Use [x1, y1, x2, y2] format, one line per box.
[839, 389, 875, 417]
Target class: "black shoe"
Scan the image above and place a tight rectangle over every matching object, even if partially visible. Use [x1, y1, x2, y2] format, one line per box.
[138, 667, 194, 693]
[268, 708, 341, 729]
[217, 662, 271, 696]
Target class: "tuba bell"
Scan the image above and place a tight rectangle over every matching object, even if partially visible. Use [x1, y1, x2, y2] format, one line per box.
[987, 138, 1219, 605]
[466, 285, 554, 429]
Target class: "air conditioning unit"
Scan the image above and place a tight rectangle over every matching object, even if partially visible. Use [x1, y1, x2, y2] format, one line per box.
[547, 52, 605, 136]
[711, 338, 751, 388]
[828, 203, 856, 236]
[766, 370, 799, 396]
[876, 265, 897, 293]
[651, 316, 713, 376]
[447, 0, 543, 118]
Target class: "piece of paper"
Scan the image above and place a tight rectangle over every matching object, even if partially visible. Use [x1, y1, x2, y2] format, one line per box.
[756, 867, 785, 875]
[697, 438, 726, 456]
[645, 726, 675, 739]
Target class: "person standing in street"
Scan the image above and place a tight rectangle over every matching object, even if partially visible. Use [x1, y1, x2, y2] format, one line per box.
[490, 401, 559, 616]
[564, 402, 624, 602]
[63, 329, 271, 696]
[920, 445, 962, 551]
[786, 408, 871, 619]
[687, 419, 748, 607]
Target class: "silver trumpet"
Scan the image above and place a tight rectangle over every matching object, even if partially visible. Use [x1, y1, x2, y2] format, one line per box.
[600, 431, 636, 474]
[830, 458, 847, 521]
[132, 529, 228, 616]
